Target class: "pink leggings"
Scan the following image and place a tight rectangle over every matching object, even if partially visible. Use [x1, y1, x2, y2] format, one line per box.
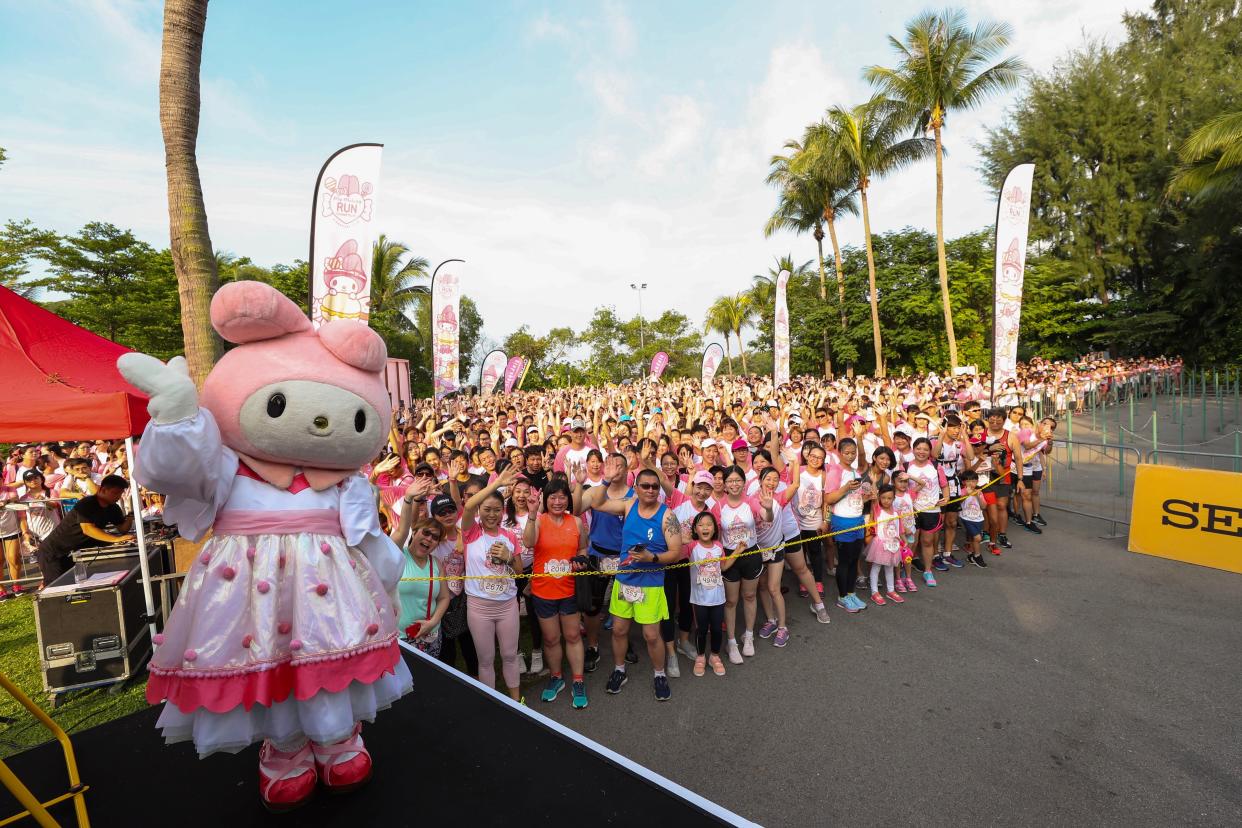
[466, 596, 520, 690]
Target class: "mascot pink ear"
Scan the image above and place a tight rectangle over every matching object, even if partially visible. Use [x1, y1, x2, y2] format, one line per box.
[319, 320, 388, 372]
[211, 281, 313, 344]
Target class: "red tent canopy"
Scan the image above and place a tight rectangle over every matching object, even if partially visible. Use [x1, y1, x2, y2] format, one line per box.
[0, 285, 150, 441]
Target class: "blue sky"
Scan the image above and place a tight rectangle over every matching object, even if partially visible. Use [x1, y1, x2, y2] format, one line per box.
[0, 0, 1138, 354]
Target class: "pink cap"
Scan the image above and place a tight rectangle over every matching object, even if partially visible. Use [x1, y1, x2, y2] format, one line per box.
[692, 470, 715, 486]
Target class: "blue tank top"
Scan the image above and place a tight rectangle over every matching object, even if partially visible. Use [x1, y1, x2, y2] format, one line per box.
[588, 485, 624, 553]
[617, 500, 668, 587]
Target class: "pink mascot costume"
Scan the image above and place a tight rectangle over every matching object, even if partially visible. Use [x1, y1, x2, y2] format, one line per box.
[117, 281, 409, 812]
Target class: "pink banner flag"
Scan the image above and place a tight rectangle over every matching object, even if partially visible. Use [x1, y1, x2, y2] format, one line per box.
[431, 259, 465, 400]
[309, 143, 383, 329]
[774, 269, 790, 387]
[649, 351, 669, 380]
[991, 163, 1035, 400]
[701, 343, 724, 387]
[480, 349, 507, 396]
[503, 356, 526, 394]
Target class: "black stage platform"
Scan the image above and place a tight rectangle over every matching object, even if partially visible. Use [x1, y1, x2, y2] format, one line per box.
[4, 645, 750, 826]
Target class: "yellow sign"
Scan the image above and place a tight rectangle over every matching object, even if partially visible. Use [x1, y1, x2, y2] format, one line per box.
[1128, 464, 1242, 574]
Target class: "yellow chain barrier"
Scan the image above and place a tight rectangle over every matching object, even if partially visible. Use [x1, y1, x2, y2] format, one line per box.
[400, 453, 1027, 583]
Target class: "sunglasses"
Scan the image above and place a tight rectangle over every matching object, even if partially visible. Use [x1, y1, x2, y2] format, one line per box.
[636, 483, 660, 491]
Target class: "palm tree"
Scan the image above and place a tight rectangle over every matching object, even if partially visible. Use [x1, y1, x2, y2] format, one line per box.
[766, 140, 859, 376]
[750, 254, 811, 309]
[1168, 110, 1242, 202]
[705, 293, 754, 374]
[865, 9, 1024, 371]
[369, 234, 430, 328]
[704, 299, 735, 375]
[807, 97, 934, 377]
[160, 0, 221, 386]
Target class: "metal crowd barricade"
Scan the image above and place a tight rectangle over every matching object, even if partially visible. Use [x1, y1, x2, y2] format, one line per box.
[1041, 439, 1142, 538]
[1144, 447, 1242, 474]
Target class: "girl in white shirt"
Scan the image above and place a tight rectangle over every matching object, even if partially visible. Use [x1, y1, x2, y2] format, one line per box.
[687, 512, 731, 676]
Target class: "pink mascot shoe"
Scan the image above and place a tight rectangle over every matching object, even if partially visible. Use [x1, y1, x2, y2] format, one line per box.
[119, 282, 411, 812]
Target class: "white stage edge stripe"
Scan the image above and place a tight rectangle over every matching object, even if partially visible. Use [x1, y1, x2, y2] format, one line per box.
[398, 641, 757, 827]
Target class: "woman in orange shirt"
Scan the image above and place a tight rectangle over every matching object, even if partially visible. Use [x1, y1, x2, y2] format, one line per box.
[522, 477, 589, 709]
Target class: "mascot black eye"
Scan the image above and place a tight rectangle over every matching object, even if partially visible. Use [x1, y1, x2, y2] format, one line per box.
[266, 393, 286, 418]
[354, 409, 367, 433]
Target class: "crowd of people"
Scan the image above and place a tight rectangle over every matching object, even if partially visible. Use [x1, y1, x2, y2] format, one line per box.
[2, 356, 1180, 706]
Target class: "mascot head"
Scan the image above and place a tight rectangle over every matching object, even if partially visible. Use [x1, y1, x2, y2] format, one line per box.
[200, 281, 390, 471]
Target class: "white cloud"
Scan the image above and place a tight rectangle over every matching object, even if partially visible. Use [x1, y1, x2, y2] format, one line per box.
[528, 10, 571, 42]
[637, 96, 705, 175]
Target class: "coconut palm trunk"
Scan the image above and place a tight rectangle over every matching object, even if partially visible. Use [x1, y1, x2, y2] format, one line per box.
[814, 222, 832, 378]
[933, 120, 958, 371]
[160, 0, 220, 386]
[734, 327, 749, 375]
[859, 183, 884, 377]
[825, 210, 850, 376]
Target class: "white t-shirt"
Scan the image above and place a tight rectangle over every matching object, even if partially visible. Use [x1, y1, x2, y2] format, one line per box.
[688, 541, 726, 606]
[796, 469, 825, 531]
[460, 522, 520, 601]
[712, 496, 766, 551]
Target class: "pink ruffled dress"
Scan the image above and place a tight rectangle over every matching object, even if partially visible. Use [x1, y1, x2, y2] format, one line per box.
[138, 411, 412, 757]
[864, 507, 905, 568]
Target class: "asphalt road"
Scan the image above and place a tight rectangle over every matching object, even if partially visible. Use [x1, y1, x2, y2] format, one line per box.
[537, 509, 1242, 827]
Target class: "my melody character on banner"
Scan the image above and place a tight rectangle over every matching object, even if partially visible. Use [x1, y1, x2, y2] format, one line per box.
[310, 144, 383, 329]
[991, 162, 1034, 397]
[117, 281, 409, 812]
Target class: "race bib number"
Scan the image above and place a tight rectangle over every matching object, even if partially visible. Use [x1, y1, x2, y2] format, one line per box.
[544, 558, 571, 578]
[600, 556, 620, 572]
[482, 576, 508, 596]
[621, 584, 645, 604]
[698, 564, 722, 589]
[761, 548, 776, 562]
[725, 519, 748, 549]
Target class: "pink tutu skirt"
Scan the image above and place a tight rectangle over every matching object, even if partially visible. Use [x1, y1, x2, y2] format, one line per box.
[864, 535, 902, 568]
[147, 531, 412, 757]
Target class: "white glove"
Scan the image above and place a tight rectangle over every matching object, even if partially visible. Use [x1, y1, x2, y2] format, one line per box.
[117, 353, 199, 424]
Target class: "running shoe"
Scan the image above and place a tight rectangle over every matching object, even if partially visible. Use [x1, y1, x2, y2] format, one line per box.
[871, 592, 887, 607]
[541, 675, 566, 703]
[894, 578, 907, 593]
[584, 646, 600, 673]
[905, 576, 918, 592]
[666, 652, 680, 678]
[809, 604, 831, 624]
[727, 640, 744, 664]
[998, 533, 1013, 549]
[798, 584, 809, 598]
[989, 543, 1002, 556]
[758, 619, 779, 639]
[847, 594, 867, 611]
[944, 554, 964, 569]
[981, 531, 991, 543]
[624, 644, 639, 664]
[773, 627, 790, 647]
[923, 571, 938, 587]
[605, 669, 628, 694]
[855, 576, 869, 590]
[968, 554, 988, 568]
[836, 598, 858, 613]
[709, 654, 727, 676]
[571, 681, 588, 709]
[741, 632, 755, 657]
[886, 591, 905, 604]
[815, 581, 826, 595]
[1033, 513, 1047, 527]
[693, 655, 706, 676]
[1024, 522, 1043, 534]
[653, 675, 672, 702]
[516, 653, 527, 675]
[0, 588, 10, 602]
[912, 558, 926, 572]
[530, 650, 545, 674]
[932, 556, 950, 572]
[676, 640, 698, 661]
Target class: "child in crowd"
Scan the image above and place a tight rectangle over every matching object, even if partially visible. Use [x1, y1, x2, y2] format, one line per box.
[958, 471, 989, 567]
[687, 511, 731, 676]
[892, 472, 918, 592]
[864, 485, 905, 605]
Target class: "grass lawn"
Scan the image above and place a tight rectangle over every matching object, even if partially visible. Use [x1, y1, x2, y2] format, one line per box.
[0, 594, 149, 760]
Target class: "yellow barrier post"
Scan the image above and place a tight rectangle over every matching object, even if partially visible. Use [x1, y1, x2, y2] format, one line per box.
[0, 673, 90, 828]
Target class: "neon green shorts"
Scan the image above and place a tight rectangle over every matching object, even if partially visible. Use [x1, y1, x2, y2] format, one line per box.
[608, 582, 669, 625]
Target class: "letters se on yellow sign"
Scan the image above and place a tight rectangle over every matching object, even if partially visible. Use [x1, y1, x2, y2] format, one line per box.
[1128, 464, 1242, 574]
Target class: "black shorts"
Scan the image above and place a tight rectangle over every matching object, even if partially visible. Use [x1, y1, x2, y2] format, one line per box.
[1021, 474, 1034, 488]
[585, 546, 618, 617]
[915, 512, 942, 532]
[722, 547, 763, 582]
[942, 499, 962, 513]
[759, 544, 786, 566]
[991, 480, 1013, 500]
[530, 594, 579, 619]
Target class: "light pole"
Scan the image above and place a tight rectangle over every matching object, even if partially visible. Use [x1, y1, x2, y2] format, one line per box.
[630, 282, 647, 351]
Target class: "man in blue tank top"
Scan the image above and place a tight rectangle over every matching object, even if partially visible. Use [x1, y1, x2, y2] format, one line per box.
[582, 467, 682, 701]
[573, 452, 630, 673]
